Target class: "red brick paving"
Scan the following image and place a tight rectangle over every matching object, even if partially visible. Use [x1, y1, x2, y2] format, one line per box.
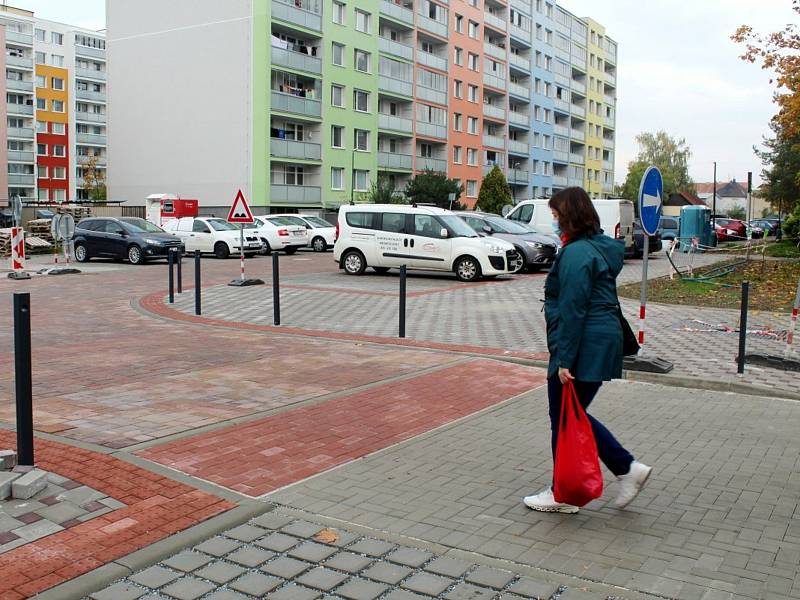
[0, 431, 234, 599]
[139, 359, 546, 496]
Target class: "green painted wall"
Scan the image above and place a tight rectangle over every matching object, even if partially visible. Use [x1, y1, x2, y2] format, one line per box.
[252, 0, 270, 207]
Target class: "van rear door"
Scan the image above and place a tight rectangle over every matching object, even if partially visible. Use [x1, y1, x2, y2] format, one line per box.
[619, 201, 635, 249]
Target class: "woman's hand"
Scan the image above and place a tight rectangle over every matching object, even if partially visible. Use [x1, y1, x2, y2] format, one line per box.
[558, 368, 575, 384]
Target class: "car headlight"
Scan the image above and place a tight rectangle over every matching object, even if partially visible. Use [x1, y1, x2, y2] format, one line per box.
[144, 238, 162, 245]
[525, 241, 544, 249]
[481, 241, 506, 254]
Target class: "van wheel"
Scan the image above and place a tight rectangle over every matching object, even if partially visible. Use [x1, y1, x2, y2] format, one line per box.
[454, 256, 481, 282]
[214, 242, 230, 259]
[373, 267, 390, 274]
[342, 250, 366, 275]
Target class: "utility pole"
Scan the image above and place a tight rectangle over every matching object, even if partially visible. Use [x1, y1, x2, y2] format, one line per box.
[712, 161, 717, 218]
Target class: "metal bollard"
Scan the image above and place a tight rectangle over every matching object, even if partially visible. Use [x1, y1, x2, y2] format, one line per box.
[272, 252, 280, 326]
[399, 265, 407, 338]
[176, 249, 183, 294]
[737, 281, 750, 374]
[14, 293, 34, 466]
[194, 250, 202, 316]
[168, 248, 175, 304]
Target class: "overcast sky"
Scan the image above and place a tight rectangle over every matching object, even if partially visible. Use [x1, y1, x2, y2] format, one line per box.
[13, 0, 794, 184]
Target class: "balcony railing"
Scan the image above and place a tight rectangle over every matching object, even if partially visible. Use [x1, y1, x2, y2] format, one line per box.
[604, 116, 615, 128]
[75, 111, 107, 123]
[510, 24, 531, 43]
[483, 134, 505, 148]
[509, 111, 529, 127]
[554, 124, 569, 137]
[511, 0, 531, 14]
[603, 182, 614, 193]
[271, 90, 322, 118]
[508, 168, 529, 184]
[378, 36, 413, 61]
[483, 103, 505, 121]
[6, 78, 33, 93]
[7, 127, 34, 139]
[570, 104, 586, 118]
[78, 156, 107, 167]
[571, 79, 586, 95]
[602, 160, 613, 171]
[509, 53, 530, 72]
[76, 67, 107, 81]
[417, 14, 448, 38]
[483, 72, 506, 89]
[8, 173, 35, 186]
[554, 98, 570, 114]
[484, 12, 507, 32]
[380, 75, 413, 97]
[6, 31, 33, 46]
[415, 85, 447, 105]
[483, 164, 504, 175]
[379, 113, 413, 133]
[552, 175, 568, 187]
[270, 138, 322, 161]
[415, 121, 447, 139]
[416, 50, 448, 72]
[271, 0, 322, 31]
[553, 150, 569, 163]
[603, 138, 615, 149]
[271, 47, 322, 75]
[483, 42, 507, 62]
[378, 152, 413, 170]
[570, 128, 585, 142]
[380, 0, 414, 26]
[75, 89, 107, 102]
[555, 47, 570, 63]
[7, 151, 34, 163]
[77, 133, 107, 145]
[270, 184, 322, 204]
[6, 55, 32, 69]
[75, 45, 106, 60]
[508, 82, 530, 99]
[416, 156, 447, 172]
[508, 139, 528, 154]
[568, 177, 584, 187]
[554, 73, 570, 88]
[569, 153, 585, 165]
[7, 103, 33, 116]
[605, 72, 616, 85]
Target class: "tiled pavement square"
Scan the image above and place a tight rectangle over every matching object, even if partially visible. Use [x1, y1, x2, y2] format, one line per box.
[296, 566, 350, 591]
[335, 577, 390, 600]
[267, 583, 322, 600]
[194, 537, 242, 558]
[361, 561, 413, 585]
[226, 545, 275, 567]
[385, 547, 434, 568]
[193, 560, 246, 584]
[289, 540, 339, 562]
[256, 532, 301, 552]
[323, 551, 374, 573]
[261, 556, 313, 579]
[129, 565, 180, 588]
[465, 566, 516, 589]
[444, 582, 497, 600]
[347, 538, 396, 557]
[229, 572, 283, 596]
[401, 572, 454, 596]
[162, 551, 214, 573]
[160, 575, 216, 600]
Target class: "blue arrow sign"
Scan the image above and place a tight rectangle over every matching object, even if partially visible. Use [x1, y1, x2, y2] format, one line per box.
[638, 166, 663, 236]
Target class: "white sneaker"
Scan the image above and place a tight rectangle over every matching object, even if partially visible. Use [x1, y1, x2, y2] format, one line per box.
[614, 461, 652, 508]
[523, 488, 579, 514]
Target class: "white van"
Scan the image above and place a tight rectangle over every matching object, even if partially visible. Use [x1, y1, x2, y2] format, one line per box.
[506, 198, 635, 256]
[334, 204, 522, 282]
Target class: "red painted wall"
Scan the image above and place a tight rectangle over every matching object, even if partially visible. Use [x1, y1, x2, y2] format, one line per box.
[36, 125, 69, 200]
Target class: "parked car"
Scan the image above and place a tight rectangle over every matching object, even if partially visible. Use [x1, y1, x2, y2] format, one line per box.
[632, 220, 663, 258]
[248, 216, 309, 255]
[713, 218, 747, 241]
[269, 214, 335, 252]
[334, 204, 522, 282]
[73, 217, 184, 265]
[659, 216, 680, 245]
[750, 219, 779, 237]
[162, 217, 262, 258]
[456, 211, 558, 272]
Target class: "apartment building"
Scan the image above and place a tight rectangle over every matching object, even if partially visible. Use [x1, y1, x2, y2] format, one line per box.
[0, 5, 107, 205]
[108, 0, 617, 212]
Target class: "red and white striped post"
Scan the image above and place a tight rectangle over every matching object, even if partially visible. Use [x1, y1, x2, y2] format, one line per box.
[637, 234, 651, 349]
[239, 224, 245, 282]
[10, 227, 25, 273]
[786, 278, 800, 358]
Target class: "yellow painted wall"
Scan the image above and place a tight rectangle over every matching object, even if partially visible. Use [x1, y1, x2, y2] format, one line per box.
[35, 64, 69, 125]
[584, 19, 604, 198]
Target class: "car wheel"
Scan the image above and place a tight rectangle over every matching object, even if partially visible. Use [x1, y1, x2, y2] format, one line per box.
[214, 242, 230, 259]
[312, 236, 327, 252]
[454, 256, 481, 282]
[284, 247, 298, 255]
[74, 243, 90, 262]
[342, 250, 366, 275]
[128, 245, 144, 265]
[373, 267, 390, 274]
[260, 239, 272, 255]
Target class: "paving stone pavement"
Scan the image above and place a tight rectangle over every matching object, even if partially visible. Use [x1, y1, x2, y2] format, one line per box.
[89, 512, 644, 600]
[267, 381, 800, 600]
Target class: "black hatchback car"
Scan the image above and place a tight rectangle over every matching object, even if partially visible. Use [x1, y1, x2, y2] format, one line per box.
[73, 217, 184, 265]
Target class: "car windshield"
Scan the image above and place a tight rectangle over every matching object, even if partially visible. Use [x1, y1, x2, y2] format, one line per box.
[304, 216, 334, 228]
[207, 219, 238, 231]
[439, 215, 479, 238]
[486, 216, 530, 234]
[120, 218, 165, 233]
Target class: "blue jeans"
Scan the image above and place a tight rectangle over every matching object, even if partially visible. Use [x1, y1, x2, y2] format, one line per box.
[548, 376, 633, 477]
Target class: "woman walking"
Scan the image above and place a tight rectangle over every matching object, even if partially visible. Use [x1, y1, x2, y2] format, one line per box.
[524, 187, 651, 514]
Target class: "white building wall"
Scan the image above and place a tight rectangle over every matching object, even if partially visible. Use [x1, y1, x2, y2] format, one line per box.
[107, 0, 253, 208]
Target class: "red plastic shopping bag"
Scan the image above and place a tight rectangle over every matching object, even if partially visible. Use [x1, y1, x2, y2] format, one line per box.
[553, 381, 604, 506]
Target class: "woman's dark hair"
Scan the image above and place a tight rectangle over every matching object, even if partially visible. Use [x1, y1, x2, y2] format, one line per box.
[548, 187, 600, 239]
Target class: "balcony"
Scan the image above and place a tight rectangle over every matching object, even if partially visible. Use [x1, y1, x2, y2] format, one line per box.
[554, 124, 569, 137]
[553, 150, 569, 163]
[76, 67, 107, 81]
[569, 152, 585, 165]
[484, 12, 507, 32]
[508, 139, 528, 154]
[568, 177, 584, 187]
[508, 82, 530, 99]
[75, 45, 106, 60]
[417, 15, 448, 38]
[7, 127, 34, 139]
[508, 168, 529, 184]
[271, 91, 322, 118]
[483, 72, 506, 89]
[7, 103, 33, 116]
[483, 164, 504, 175]
[378, 36, 413, 61]
[270, 138, 322, 161]
[271, 0, 322, 31]
[602, 160, 613, 171]
[378, 152, 413, 170]
[555, 47, 570, 63]
[7, 151, 34, 163]
[78, 156, 107, 167]
[571, 128, 585, 142]
[483, 103, 505, 121]
[509, 111, 529, 127]
[417, 50, 447, 72]
[510, 24, 531, 44]
[415, 85, 447, 105]
[509, 53, 530, 72]
[75, 111, 107, 123]
[6, 55, 32, 69]
[379, 75, 413, 97]
[603, 138, 615, 149]
[77, 133, 107, 145]
[570, 104, 586, 118]
[483, 134, 505, 149]
[554, 73, 570, 88]
[6, 78, 33, 93]
[416, 156, 447, 172]
[8, 173, 35, 186]
[75, 89, 107, 102]
[483, 42, 507, 62]
[270, 184, 322, 204]
[380, 0, 414, 26]
[603, 182, 614, 194]
[604, 116, 615, 128]
[554, 98, 570, 114]
[415, 121, 447, 139]
[6, 31, 33, 46]
[511, 0, 530, 14]
[271, 47, 322, 75]
[552, 175, 568, 187]
[604, 94, 616, 107]
[379, 113, 413, 133]
[571, 79, 586, 95]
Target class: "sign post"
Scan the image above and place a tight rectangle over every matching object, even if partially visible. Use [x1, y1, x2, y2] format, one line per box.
[43, 214, 80, 276]
[227, 189, 264, 287]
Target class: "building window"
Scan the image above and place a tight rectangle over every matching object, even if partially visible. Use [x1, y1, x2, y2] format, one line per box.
[53, 189, 66, 202]
[467, 148, 477, 166]
[37, 166, 48, 178]
[466, 180, 478, 197]
[52, 77, 64, 90]
[51, 32, 63, 45]
[51, 54, 64, 67]
[36, 120, 47, 133]
[285, 166, 305, 186]
[53, 145, 65, 157]
[468, 21, 479, 39]
[36, 98, 46, 110]
[353, 89, 369, 112]
[333, 1, 345, 24]
[331, 125, 344, 148]
[453, 146, 462, 164]
[331, 84, 344, 107]
[354, 129, 369, 151]
[355, 10, 371, 33]
[37, 189, 48, 200]
[354, 49, 370, 73]
[454, 47, 463, 66]
[467, 116, 478, 134]
[37, 143, 47, 156]
[35, 51, 45, 64]
[353, 169, 369, 191]
[455, 14, 463, 33]
[331, 167, 344, 190]
[468, 85, 479, 103]
[332, 43, 344, 66]
[35, 28, 45, 41]
[453, 113, 462, 131]
[52, 123, 65, 134]
[468, 53, 479, 71]
[52, 100, 64, 112]
[419, 143, 432, 158]
[35, 75, 46, 88]
[454, 80, 462, 98]
[53, 167, 66, 179]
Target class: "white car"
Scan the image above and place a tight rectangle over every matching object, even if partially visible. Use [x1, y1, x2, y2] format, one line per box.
[162, 217, 262, 259]
[250, 216, 309, 255]
[334, 204, 522, 282]
[270, 214, 336, 252]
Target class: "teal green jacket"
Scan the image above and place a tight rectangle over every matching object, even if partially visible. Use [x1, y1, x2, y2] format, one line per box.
[544, 233, 624, 382]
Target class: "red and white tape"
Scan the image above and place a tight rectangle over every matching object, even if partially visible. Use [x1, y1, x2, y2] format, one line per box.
[10, 227, 25, 272]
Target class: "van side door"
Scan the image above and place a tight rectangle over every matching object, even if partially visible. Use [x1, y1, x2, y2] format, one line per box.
[374, 212, 411, 267]
[407, 214, 452, 269]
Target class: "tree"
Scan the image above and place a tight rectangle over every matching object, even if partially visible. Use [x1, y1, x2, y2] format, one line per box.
[754, 121, 800, 215]
[475, 166, 512, 215]
[620, 131, 695, 209]
[404, 170, 465, 210]
[733, 2, 800, 138]
[728, 205, 746, 220]
[81, 155, 107, 201]
[360, 175, 406, 204]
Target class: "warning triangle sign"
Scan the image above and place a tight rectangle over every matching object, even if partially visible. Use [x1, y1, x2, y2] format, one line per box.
[227, 190, 254, 223]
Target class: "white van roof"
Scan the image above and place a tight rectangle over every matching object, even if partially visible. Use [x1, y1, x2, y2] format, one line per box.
[339, 203, 453, 215]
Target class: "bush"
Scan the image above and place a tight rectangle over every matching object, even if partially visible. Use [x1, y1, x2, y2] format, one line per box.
[783, 205, 800, 240]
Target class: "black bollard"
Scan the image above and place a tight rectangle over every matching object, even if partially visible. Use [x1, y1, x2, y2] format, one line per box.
[738, 281, 750, 374]
[168, 248, 175, 304]
[399, 265, 407, 338]
[194, 250, 202, 315]
[272, 252, 280, 326]
[176, 249, 183, 294]
[14, 293, 33, 466]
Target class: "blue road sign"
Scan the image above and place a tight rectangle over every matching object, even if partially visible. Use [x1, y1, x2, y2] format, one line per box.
[638, 166, 663, 236]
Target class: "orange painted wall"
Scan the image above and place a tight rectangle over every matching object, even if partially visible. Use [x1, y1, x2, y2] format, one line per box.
[35, 64, 70, 199]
